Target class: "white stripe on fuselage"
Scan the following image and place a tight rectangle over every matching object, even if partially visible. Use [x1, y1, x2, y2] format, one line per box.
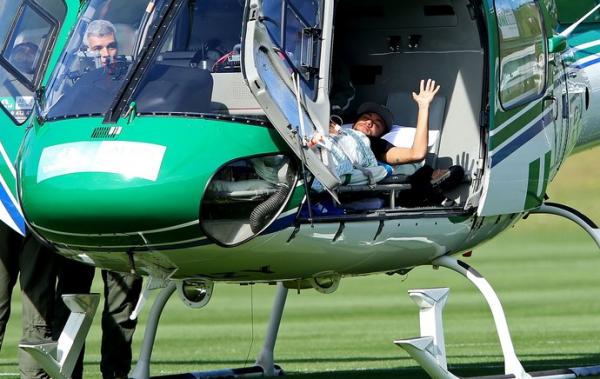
[0, 142, 15, 178]
[570, 39, 600, 52]
[33, 219, 200, 237]
[574, 52, 600, 66]
[56, 236, 209, 249]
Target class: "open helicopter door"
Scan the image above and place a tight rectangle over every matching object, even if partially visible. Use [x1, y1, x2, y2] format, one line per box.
[0, 0, 80, 234]
[477, 0, 561, 217]
[242, 0, 342, 194]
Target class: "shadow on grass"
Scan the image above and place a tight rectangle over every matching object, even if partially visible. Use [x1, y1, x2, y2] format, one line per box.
[146, 353, 600, 379]
[145, 355, 408, 365]
[143, 352, 600, 365]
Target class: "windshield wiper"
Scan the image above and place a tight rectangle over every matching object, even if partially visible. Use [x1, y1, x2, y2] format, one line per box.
[136, 111, 269, 125]
[103, 0, 185, 124]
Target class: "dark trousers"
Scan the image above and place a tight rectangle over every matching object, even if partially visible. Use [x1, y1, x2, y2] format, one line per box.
[0, 225, 57, 379]
[55, 259, 142, 379]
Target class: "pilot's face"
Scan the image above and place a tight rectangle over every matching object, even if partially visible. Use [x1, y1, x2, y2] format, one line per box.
[353, 112, 387, 137]
[87, 34, 117, 65]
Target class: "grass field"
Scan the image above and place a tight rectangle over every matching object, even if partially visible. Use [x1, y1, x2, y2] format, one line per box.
[2, 149, 600, 378]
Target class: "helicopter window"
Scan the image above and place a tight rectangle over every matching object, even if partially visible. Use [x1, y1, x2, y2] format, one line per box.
[200, 154, 297, 247]
[30, 0, 66, 22]
[495, 0, 546, 110]
[42, 0, 160, 120]
[262, 0, 322, 99]
[131, 0, 267, 117]
[0, 0, 63, 125]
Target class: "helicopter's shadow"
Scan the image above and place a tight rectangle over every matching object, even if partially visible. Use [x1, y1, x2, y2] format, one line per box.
[143, 352, 600, 379]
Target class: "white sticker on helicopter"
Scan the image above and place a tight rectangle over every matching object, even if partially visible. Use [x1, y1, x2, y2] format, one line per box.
[37, 141, 166, 183]
[15, 96, 34, 110]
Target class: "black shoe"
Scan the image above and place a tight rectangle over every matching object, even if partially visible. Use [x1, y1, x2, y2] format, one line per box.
[431, 165, 464, 191]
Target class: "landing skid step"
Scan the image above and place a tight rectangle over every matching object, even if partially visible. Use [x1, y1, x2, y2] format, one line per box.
[20, 294, 100, 379]
[396, 255, 600, 379]
[150, 364, 284, 379]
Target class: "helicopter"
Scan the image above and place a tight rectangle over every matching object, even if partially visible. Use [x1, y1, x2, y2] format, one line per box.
[2, 0, 600, 378]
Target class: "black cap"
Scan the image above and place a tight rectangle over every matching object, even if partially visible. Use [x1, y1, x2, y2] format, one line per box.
[356, 102, 394, 133]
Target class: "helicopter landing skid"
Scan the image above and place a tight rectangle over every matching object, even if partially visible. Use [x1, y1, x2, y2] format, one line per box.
[130, 281, 288, 379]
[530, 202, 600, 249]
[22, 282, 287, 379]
[395, 255, 600, 379]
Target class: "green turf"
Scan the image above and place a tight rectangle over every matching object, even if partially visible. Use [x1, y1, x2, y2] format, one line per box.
[2, 149, 600, 378]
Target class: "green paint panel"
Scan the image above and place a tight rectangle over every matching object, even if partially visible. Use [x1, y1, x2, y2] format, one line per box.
[538, 150, 552, 200]
[524, 158, 541, 210]
[20, 116, 291, 235]
[285, 185, 306, 213]
[490, 103, 540, 150]
[555, 0, 599, 24]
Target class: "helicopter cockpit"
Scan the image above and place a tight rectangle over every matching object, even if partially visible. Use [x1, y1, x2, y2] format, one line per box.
[43, 0, 261, 121]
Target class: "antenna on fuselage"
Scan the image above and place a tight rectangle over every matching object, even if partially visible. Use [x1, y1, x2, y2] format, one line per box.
[559, 3, 600, 38]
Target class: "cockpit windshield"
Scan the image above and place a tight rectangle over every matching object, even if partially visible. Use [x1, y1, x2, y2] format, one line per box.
[43, 0, 262, 121]
[43, 0, 163, 119]
[131, 0, 261, 117]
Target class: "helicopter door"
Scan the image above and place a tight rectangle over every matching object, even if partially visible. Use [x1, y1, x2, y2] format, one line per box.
[548, 52, 570, 176]
[479, 0, 553, 216]
[242, 0, 341, 191]
[0, 0, 80, 234]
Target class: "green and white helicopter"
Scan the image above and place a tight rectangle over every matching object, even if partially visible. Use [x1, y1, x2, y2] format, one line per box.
[2, 0, 600, 378]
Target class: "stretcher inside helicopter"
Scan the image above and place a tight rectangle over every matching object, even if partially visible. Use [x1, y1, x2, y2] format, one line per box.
[302, 0, 487, 211]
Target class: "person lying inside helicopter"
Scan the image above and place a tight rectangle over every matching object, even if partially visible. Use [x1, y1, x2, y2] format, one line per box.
[47, 19, 130, 118]
[8, 42, 38, 78]
[309, 79, 464, 207]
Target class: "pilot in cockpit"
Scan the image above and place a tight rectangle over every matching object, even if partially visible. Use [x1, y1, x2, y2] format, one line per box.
[84, 19, 119, 67]
[48, 19, 128, 117]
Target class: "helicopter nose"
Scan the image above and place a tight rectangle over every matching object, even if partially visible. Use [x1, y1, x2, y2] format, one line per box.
[23, 178, 188, 232]
[19, 139, 201, 241]
[17, 120, 299, 249]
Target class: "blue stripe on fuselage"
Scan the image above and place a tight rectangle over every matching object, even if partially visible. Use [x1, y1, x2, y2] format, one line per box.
[574, 56, 600, 69]
[262, 213, 297, 235]
[0, 183, 24, 234]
